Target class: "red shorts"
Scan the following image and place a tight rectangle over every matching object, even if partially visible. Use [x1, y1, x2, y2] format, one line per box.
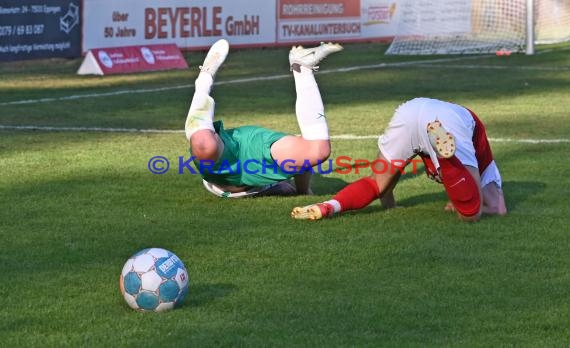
[466, 108, 494, 175]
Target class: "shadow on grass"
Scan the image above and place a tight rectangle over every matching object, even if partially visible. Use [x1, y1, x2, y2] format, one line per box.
[311, 174, 349, 195]
[361, 180, 546, 214]
[186, 283, 236, 308]
[309, 177, 546, 218]
[311, 163, 427, 196]
[502, 180, 546, 212]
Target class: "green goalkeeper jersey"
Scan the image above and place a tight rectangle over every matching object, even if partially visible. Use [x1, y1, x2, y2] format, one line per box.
[192, 121, 295, 187]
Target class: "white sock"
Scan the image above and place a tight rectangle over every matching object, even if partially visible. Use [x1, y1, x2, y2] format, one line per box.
[324, 199, 341, 213]
[185, 73, 215, 140]
[293, 66, 329, 140]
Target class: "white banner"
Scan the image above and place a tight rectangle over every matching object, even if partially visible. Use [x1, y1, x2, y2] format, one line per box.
[393, 0, 471, 35]
[82, 0, 473, 52]
[360, 0, 400, 38]
[83, 0, 276, 52]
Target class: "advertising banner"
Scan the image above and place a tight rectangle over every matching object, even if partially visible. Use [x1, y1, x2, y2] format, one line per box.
[359, 0, 398, 38]
[0, 0, 81, 61]
[277, 0, 362, 42]
[77, 44, 188, 75]
[83, 0, 276, 52]
[389, 0, 471, 36]
[80, 0, 474, 57]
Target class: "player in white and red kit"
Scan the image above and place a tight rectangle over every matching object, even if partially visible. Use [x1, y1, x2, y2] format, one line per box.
[291, 98, 507, 222]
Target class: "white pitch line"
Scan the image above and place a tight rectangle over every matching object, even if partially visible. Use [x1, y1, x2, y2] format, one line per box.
[0, 125, 568, 144]
[0, 84, 193, 106]
[487, 137, 570, 144]
[0, 125, 183, 133]
[332, 135, 570, 143]
[3, 47, 568, 107]
[4, 58, 565, 107]
[0, 55, 488, 107]
[413, 64, 569, 71]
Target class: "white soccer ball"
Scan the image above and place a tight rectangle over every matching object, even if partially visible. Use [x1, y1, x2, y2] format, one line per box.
[119, 248, 189, 312]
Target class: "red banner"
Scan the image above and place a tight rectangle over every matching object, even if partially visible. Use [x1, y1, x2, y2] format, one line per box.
[77, 44, 188, 75]
[278, 0, 360, 19]
[277, 0, 361, 41]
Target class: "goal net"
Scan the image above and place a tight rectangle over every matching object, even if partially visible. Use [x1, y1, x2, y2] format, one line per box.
[536, 0, 570, 44]
[385, 0, 570, 55]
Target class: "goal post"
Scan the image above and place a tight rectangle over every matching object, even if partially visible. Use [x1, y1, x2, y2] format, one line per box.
[385, 0, 569, 56]
[526, 0, 535, 55]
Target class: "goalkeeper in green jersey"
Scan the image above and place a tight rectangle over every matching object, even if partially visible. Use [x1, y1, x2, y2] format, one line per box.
[184, 39, 342, 198]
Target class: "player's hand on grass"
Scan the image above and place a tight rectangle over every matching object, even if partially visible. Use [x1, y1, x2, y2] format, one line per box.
[444, 201, 456, 212]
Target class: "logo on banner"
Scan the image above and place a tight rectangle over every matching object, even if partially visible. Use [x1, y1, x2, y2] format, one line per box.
[77, 44, 188, 76]
[140, 47, 155, 65]
[60, 3, 80, 34]
[98, 50, 113, 68]
[363, 3, 397, 25]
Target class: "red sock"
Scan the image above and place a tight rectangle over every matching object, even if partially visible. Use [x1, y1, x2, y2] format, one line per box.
[333, 177, 380, 212]
[439, 156, 481, 217]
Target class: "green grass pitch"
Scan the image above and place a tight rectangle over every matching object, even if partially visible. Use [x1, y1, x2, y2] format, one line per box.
[1, 42, 569, 346]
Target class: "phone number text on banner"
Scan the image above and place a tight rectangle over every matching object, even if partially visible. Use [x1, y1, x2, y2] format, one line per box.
[0, 0, 81, 61]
